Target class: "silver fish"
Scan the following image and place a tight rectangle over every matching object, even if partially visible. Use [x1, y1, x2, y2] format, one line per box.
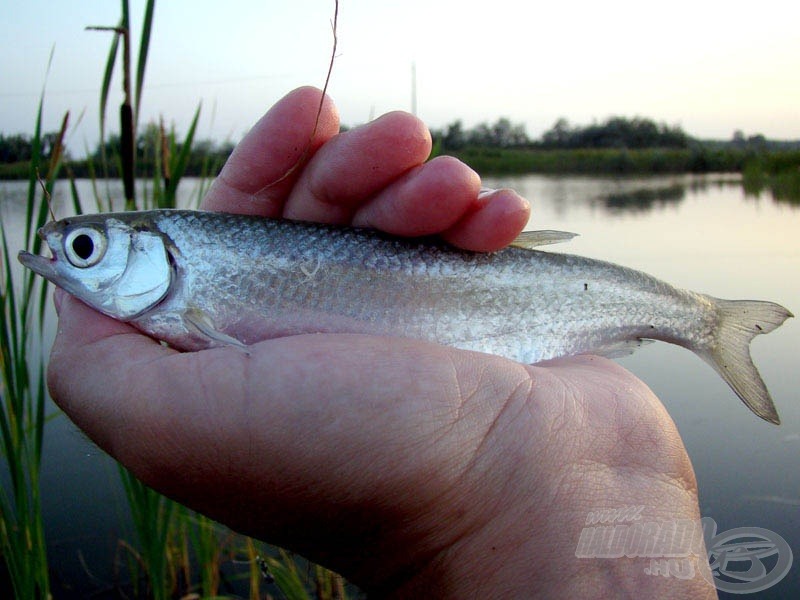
[18, 209, 792, 424]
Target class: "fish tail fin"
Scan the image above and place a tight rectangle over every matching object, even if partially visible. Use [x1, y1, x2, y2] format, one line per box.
[702, 299, 792, 425]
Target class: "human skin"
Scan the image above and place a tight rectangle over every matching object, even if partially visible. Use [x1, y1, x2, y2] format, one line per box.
[47, 87, 717, 598]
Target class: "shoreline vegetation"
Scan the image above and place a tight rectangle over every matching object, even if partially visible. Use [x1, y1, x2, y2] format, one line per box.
[2, 2, 358, 597]
[0, 144, 796, 178]
[2, 116, 799, 203]
[1, 0, 799, 596]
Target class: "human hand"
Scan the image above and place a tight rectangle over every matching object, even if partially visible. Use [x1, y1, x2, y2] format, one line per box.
[47, 87, 716, 598]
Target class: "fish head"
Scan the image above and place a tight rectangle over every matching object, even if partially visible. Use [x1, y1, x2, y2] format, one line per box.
[18, 214, 172, 320]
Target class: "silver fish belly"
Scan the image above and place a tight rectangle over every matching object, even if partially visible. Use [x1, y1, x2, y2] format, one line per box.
[18, 209, 792, 424]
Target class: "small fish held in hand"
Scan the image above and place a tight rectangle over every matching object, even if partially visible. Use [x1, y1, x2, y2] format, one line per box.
[19, 209, 792, 424]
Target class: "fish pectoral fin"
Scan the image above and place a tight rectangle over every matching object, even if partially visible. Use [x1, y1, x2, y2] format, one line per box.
[183, 308, 250, 354]
[510, 230, 578, 249]
[592, 337, 654, 358]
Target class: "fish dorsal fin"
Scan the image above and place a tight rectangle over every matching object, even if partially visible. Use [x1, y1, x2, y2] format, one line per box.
[510, 230, 578, 249]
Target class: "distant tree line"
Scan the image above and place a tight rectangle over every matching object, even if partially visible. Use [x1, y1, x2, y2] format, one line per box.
[437, 116, 694, 151]
[428, 118, 800, 176]
[2, 117, 798, 180]
[0, 132, 65, 163]
[0, 123, 235, 179]
[438, 118, 530, 150]
[88, 122, 235, 178]
[538, 117, 689, 149]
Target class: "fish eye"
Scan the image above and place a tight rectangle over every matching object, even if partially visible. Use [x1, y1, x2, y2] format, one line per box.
[64, 227, 107, 268]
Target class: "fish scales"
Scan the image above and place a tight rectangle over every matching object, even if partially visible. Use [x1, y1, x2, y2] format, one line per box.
[18, 209, 792, 424]
[153, 211, 704, 360]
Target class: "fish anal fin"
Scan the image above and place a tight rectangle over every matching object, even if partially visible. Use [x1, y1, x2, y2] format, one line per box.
[592, 338, 654, 359]
[510, 230, 578, 249]
[183, 308, 250, 354]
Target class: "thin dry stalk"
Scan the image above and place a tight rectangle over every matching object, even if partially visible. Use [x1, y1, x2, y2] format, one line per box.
[255, 0, 339, 194]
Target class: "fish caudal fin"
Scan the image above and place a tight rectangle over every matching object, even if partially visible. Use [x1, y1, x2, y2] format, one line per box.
[703, 299, 792, 425]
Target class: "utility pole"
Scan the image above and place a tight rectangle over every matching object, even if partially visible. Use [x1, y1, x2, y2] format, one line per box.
[411, 61, 417, 117]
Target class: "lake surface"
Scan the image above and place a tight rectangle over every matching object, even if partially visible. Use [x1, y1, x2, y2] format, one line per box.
[1, 175, 798, 597]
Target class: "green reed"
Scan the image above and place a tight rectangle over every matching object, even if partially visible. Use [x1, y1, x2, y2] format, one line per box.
[183, 509, 226, 597]
[742, 151, 800, 205]
[88, 3, 299, 596]
[101, 0, 353, 586]
[87, 2, 200, 596]
[449, 145, 750, 175]
[0, 60, 68, 597]
[1, 1, 355, 596]
[118, 468, 177, 599]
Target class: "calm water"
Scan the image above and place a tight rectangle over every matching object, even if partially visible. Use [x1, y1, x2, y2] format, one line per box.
[1, 175, 798, 597]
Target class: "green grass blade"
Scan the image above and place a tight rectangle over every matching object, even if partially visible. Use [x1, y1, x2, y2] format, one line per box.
[23, 49, 53, 253]
[30, 112, 67, 327]
[121, 0, 131, 49]
[0, 227, 21, 489]
[135, 0, 156, 126]
[186, 511, 224, 596]
[0, 109, 52, 600]
[98, 23, 121, 184]
[165, 103, 201, 207]
[68, 170, 82, 216]
[266, 550, 312, 600]
[118, 465, 178, 599]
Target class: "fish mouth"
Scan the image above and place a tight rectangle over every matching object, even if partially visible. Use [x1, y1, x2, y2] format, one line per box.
[18, 250, 59, 281]
[18, 224, 60, 280]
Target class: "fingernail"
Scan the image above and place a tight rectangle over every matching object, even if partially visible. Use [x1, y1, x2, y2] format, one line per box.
[478, 187, 498, 200]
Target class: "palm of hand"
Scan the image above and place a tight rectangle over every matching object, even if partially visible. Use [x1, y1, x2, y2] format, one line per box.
[47, 87, 714, 598]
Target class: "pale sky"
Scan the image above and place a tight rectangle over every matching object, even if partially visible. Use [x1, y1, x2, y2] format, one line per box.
[3, 0, 799, 155]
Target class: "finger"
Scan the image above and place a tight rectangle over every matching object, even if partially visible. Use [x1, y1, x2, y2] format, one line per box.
[442, 188, 530, 252]
[349, 156, 481, 236]
[282, 111, 432, 223]
[202, 86, 339, 216]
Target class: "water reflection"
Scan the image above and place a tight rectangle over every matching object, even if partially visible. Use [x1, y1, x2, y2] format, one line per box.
[1, 175, 799, 597]
[601, 183, 685, 213]
[2, 175, 796, 219]
[742, 175, 800, 206]
[487, 173, 760, 219]
[595, 177, 764, 214]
